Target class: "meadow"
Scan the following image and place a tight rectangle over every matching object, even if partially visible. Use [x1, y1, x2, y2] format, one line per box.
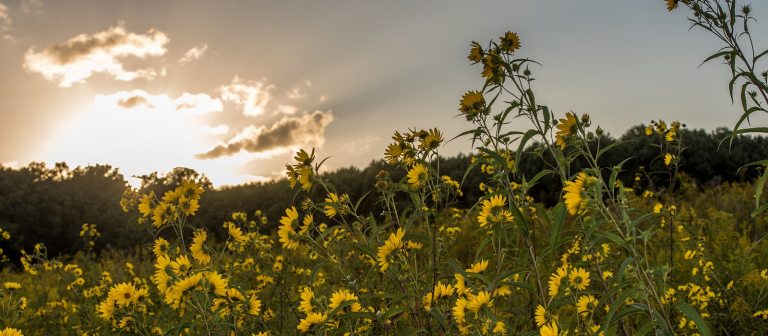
[2, 1, 768, 335]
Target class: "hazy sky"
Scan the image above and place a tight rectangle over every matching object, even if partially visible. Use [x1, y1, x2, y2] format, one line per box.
[1, 0, 766, 187]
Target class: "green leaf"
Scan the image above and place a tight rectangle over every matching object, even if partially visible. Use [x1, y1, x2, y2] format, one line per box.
[675, 302, 713, 336]
[515, 129, 540, 172]
[382, 306, 408, 320]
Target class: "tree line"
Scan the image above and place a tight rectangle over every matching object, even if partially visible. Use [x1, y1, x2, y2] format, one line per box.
[0, 125, 766, 264]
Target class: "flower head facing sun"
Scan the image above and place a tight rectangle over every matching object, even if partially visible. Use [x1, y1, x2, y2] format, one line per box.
[407, 163, 429, 189]
[563, 172, 594, 215]
[555, 112, 578, 149]
[476, 195, 513, 228]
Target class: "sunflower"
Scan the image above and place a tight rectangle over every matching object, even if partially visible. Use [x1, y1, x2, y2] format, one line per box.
[535, 304, 553, 327]
[248, 295, 262, 316]
[278, 206, 301, 250]
[152, 237, 170, 257]
[476, 195, 513, 228]
[297, 312, 327, 333]
[576, 295, 598, 318]
[569, 267, 591, 291]
[664, 153, 675, 166]
[466, 259, 489, 273]
[500, 31, 521, 53]
[459, 91, 487, 120]
[109, 282, 138, 307]
[206, 272, 228, 297]
[548, 266, 568, 298]
[170, 255, 192, 276]
[666, 0, 679, 11]
[298, 287, 314, 314]
[419, 128, 443, 150]
[467, 291, 493, 313]
[563, 172, 592, 215]
[138, 193, 154, 217]
[540, 321, 559, 336]
[377, 228, 405, 272]
[97, 299, 115, 320]
[190, 229, 211, 265]
[423, 281, 454, 310]
[3, 282, 21, 290]
[407, 163, 429, 189]
[468, 41, 484, 63]
[323, 192, 342, 218]
[328, 289, 362, 314]
[555, 112, 578, 149]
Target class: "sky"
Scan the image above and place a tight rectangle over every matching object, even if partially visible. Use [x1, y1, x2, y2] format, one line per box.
[1, 0, 767, 187]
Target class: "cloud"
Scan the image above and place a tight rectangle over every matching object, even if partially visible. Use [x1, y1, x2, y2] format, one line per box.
[199, 124, 229, 136]
[276, 104, 298, 115]
[20, 0, 42, 14]
[196, 110, 334, 159]
[175, 92, 223, 115]
[104, 90, 222, 115]
[0, 1, 11, 40]
[23, 22, 169, 87]
[179, 43, 208, 64]
[219, 76, 274, 116]
[117, 95, 150, 109]
[286, 87, 305, 99]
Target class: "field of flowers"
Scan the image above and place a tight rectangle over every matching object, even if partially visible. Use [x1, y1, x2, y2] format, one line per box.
[2, 1, 768, 335]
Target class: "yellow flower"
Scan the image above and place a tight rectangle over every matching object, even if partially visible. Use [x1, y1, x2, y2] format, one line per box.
[109, 282, 138, 307]
[563, 172, 592, 215]
[298, 166, 313, 191]
[226, 223, 246, 244]
[138, 192, 154, 217]
[278, 206, 301, 250]
[645, 126, 654, 136]
[754, 309, 768, 319]
[206, 272, 229, 297]
[540, 321, 559, 336]
[459, 91, 486, 120]
[190, 229, 211, 265]
[666, 0, 679, 11]
[468, 41, 484, 63]
[423, 282, 454, 310]
[97, 298, 115, 320]
[248, 295, 262, 316]
[419, 128, 443, 150]
[548, 266, 568, 298]
[476, 195, 513, 228]
[555, 112, 578, 149]
[325, 193, 341, 219]
[377, 228, 405, 272]
[653, 203, 663, 214]
[298, 287, 314, 314]
[569, 267, 591, 291]
[535, 304, 551, 327]
[467, 291, 493, 313]
[0, 328, 24, 336]
[297, 312, 327, 333]
[577, 295, 598, 318]
[407, 163, 429, 189]
[499, 31, 521, 53]
[664, 153, 675, 166]
[452, 297, 469, 325]
[151, 202, 175, 228]
[466, 259, 489, 273]
[153, 237, 170, 256]
[492, 321, 507, 334]
[3, 282, 21, 290]
[328, 288, 362, 313]
[170, 255, 192, 276]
